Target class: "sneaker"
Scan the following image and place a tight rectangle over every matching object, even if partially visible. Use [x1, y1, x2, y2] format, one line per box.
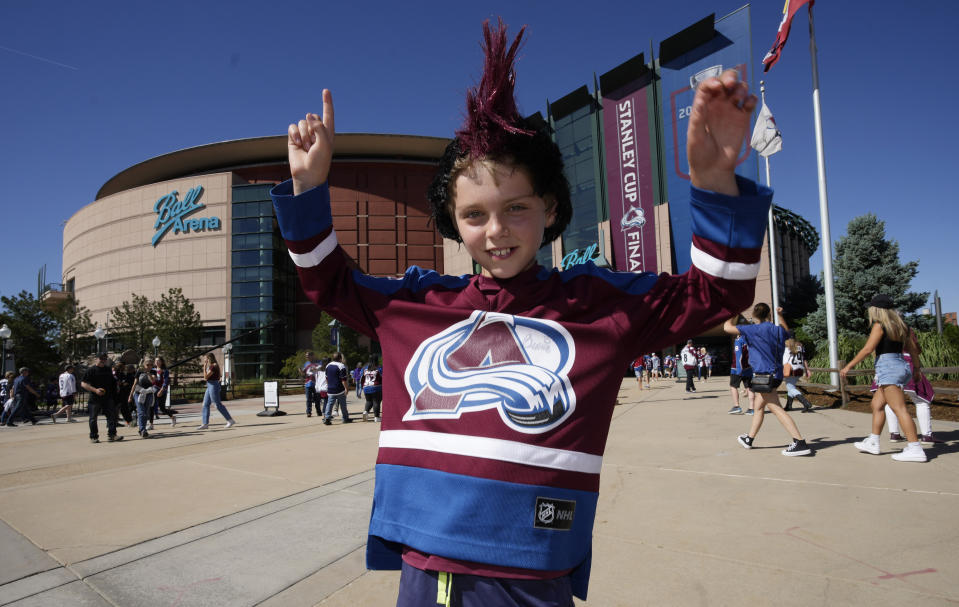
[892, 445, 927, 463]
[197, 424, 209, 430]
[919, 433, 942, 444]
[727, 406, 743, 415]
[224, 420, 235, 429]
[854, 438, 880, 455]
[170, 416, 177, 427]
[323, 419, 332, 426]
[362, 412, 369, 422]
[147, 423, 154, 431]
[50, 414, 57, 423]
[737, 434, 753, 449]
[343, 418, 353, 424]
[140, 431, 150, 439]
[782, 439, 811, 456]
[745, 409, 754, 416]
[374, 417, 381, 422]
[889, 432, 904, 443]
[90, 437, 100, 444]
[107, 435, 124, 442]
[307, 413, 312, 418]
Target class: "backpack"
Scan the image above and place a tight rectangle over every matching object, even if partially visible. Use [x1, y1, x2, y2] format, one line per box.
[137, 372, 154, 390]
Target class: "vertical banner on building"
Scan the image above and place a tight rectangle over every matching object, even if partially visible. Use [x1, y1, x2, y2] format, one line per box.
[659, 8, 756, 273]
[602, 85, 657, 273]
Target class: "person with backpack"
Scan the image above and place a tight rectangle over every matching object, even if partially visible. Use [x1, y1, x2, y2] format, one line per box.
[129, 358, 157, 438]
[362, 355, 383, 422]
[323, 352, 350, 425]
[782, 338, 813, 412]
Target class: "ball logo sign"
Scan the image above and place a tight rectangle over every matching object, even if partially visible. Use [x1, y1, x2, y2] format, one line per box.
[152, 186, 222, 247]
[403, 311, 577, 434]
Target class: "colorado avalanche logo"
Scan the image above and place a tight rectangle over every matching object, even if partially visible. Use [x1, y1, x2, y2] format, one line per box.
[404, 311, 576, 434]
[620, 205, 646, 230]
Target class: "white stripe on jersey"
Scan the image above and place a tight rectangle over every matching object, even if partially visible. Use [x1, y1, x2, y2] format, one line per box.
[288, 230, 338, 268]
[690, 245, 760, 280]
[379, 429, 603, 474]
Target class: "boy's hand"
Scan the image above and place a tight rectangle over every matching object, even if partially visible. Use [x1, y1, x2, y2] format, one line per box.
[687, 69, 757, 196]
[289, 89, 335, 195]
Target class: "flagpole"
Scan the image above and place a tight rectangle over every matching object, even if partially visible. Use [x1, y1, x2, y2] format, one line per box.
[808, 6, 839, 386]
[759, 81, 781, 325]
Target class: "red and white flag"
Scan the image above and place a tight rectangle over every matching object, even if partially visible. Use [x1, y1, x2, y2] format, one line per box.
[762, 0, 815, 72]
[750, 102, 782, 157]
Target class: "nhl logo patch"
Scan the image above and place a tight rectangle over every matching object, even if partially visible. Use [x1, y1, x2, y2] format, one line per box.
[534, 497, 576, 530]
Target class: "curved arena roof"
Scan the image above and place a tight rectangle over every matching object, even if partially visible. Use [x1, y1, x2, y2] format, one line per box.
[96, 133, 451, 200]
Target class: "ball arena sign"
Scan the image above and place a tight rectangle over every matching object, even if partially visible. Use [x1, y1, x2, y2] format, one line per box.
[151, 186, 222, 247]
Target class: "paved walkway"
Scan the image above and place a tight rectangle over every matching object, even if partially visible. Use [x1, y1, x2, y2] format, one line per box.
[1, 379, 958, 606]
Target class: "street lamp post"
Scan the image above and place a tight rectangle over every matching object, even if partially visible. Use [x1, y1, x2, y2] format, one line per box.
[93, 326, 106, 356]
[152, 336, 161, 358]
[0, 324, 11, 375]
[222, 342, 233, 383]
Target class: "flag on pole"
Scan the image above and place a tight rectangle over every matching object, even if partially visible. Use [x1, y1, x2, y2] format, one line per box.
[762, 0, 815, 72]
[750, 102, 782, 157]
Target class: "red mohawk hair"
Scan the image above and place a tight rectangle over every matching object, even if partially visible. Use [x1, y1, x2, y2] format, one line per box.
[456, 18, 534, 159]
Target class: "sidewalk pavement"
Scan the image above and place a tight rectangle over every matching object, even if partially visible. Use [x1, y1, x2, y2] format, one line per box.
[1, 379, 958, 606]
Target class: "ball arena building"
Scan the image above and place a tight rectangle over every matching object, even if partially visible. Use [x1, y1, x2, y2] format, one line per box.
[60, 10, 818, 379]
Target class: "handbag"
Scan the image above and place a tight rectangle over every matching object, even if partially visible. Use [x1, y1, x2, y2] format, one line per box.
[750, 373, 775, 393]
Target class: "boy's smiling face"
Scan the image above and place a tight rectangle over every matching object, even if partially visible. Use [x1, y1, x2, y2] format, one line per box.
[451, 161, 556, 279]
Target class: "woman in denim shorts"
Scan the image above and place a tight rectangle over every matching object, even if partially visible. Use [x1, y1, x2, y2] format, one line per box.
[842, 294, 926, 462]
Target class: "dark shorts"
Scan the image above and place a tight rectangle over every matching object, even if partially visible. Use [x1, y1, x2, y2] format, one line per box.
[729, 374, 751, 389]
[62, 394, 75, 406]
[396, 561, 573, 607]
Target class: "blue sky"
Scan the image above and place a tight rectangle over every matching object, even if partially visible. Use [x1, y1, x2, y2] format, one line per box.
[1, 1, 954, 318]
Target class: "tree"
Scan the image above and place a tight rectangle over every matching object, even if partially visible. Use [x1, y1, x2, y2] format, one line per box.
[803, 214, 928, 341]
[109, 294, 156, 357]
[153, 288, 203, 383]
[50, 298, 95, 364]
[0, 291, 59, 379]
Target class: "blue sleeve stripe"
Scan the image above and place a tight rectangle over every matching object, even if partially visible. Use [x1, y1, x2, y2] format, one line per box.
[354, 265, 471, 296]
[547, 262, 660, 296]
[690, 175, 772, 250]
[270, 179, 333, 242]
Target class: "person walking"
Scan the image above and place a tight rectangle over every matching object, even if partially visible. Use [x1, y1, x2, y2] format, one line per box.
[81, 353, 122, 443]
[323, 352, 350, 425]
[150, 357, 176, 430]
[681, 340, 698, 393]
[727, 323, 753, 415]
[115, 362, 136, 427]
[361, 354, 383, 422]
[843, 294, 926, 462]
[129, 358, 157, 438]
[724, 304, 812, 456]
[782, 338, 814, 412]
[876, 327, 940, 444]
[198, 353, 235, 430]
[352, 362, 364, 399]
[51, 364, 78, 422]
[3, 367, 40, 426]
[301, 351, 318, 417]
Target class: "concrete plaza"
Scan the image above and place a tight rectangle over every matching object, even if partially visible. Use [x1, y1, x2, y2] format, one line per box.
[1, 377, 957, 606]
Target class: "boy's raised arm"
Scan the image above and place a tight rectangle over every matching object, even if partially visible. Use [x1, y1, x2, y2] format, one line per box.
[288, 89, 336, 195]
[686, 69, 757, 197]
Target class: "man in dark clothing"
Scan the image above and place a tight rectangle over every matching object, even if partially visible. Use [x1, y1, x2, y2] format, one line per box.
[4, 367, 40, 426]
[81, 353, 123, 443]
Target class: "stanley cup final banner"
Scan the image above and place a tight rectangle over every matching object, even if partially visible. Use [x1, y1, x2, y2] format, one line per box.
[602, 86, 657, 273]
[660, 8, 757, 273]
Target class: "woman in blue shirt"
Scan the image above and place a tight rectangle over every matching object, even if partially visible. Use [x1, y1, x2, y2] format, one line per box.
[724, 304, 812, 456]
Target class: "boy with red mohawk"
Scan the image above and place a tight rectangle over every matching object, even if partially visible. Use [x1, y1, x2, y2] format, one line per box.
[272, 20, 768, 607]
